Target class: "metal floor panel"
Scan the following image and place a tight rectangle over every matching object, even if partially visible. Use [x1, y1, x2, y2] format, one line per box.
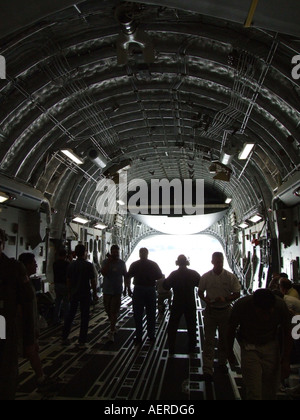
[16, 295, 242, 401]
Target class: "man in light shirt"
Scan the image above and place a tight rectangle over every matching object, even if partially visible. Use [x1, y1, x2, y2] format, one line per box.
[278, 281, 300, 315]
[279, 278, 300, 300]
[198, 252, 241, 380]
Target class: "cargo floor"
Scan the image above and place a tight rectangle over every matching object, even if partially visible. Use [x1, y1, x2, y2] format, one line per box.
[16, 295, 245, 400]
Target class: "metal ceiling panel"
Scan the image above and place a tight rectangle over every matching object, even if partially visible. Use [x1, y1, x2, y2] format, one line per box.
[130, 0, 300, 37]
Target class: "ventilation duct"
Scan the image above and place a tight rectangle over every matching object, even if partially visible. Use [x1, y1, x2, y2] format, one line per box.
[221, 135, 242, 166]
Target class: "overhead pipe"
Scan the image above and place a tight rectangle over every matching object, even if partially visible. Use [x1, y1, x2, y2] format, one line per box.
[244, 0, 259, 28]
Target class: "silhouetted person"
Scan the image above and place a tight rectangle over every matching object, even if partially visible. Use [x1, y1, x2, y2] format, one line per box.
[268, 272, 281, 291]
[228, 289, 292, 400]
[53, 248, 70, 324]
[164, 255, 200, 354]
[101, 245, 127, 342]
[280, 278, 300, 299]
[269, 272, 289, 291]
[127, 248, 163, 345]
[0, 229, 35, 400]
[62, 244, 97, 347]
[199, 252, 240, 379]
[19, 253, 53, 390]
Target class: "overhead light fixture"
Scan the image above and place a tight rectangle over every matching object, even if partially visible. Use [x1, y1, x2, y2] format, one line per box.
[220, 152, 234, 166]
[61, 149, 84, 165]
[117, 200, 126, 206]
[0, 192, 9, 203]
[239, 222, 249, 229]
[238, 143, 255, 160]
[225, 198, 232, 204]
[88, 149, 108, 170]
[73, 216, 89, 224]
[249, 214, 263, 223]
[94, 222, 108, 230]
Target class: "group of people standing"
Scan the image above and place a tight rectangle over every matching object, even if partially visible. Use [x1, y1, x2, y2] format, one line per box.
[59, 244, 242, 379]
[0, 229, 58, 399]
[97, 245, 293, 401]
[101, 247, 242, 373]
[0, 227, 295, 400]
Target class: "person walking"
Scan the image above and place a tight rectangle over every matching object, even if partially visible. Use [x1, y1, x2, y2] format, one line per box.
[18, 252, 58, 392]
[228, 289, 292, 400]
[163, 255, 201, 355]
[127, 248, 163, 345]
[101, 245, 127, 342]
[198, 252, 241, 380]
[53, 248, 70, 325]
[62, 244, 98, 347]
[0, 229, 35, 400]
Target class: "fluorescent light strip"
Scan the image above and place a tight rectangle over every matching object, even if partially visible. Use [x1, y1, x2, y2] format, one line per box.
[61, 149, 84, 165]
[0, 192, 9, 203]
[225, 198, 232, 204]
[73, 217, 89, 224]
[239, 222, 249, 229]
[249, 214, 263, 223]
[94, 223, 108, 230]
[239, 144, 255, 160]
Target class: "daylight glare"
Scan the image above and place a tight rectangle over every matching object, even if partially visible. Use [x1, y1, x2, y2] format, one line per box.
[126, 234, 231, 278]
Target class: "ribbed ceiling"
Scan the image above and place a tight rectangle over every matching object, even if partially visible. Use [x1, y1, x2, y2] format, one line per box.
[0, 0, 299, 230]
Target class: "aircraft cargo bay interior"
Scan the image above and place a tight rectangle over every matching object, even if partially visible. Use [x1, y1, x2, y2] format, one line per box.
[0, 0, 299, 401]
